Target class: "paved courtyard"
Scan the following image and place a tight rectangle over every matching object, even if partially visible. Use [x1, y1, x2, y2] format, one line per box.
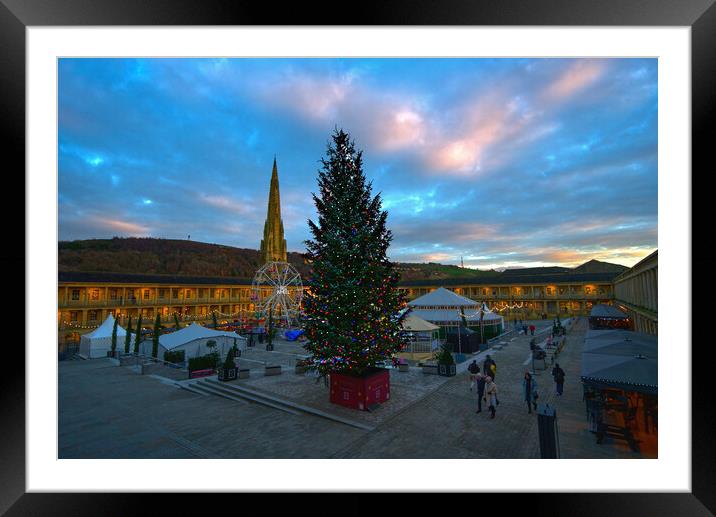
[59, 317, 653, 459]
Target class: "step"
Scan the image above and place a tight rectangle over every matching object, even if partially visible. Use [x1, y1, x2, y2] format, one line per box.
[204, 378, 374, 431]
[192, 380, 299, 415]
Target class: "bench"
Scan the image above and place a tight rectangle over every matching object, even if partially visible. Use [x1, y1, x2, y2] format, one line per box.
[264, 365, 282, 376]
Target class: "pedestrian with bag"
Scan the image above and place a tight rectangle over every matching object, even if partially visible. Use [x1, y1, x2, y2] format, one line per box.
[552, 363, 566, 396]
[523, 371, 539, 413]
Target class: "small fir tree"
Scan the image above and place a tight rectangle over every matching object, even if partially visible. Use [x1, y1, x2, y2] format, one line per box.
[174, 312, 181, 329]
[212, 311, 218, 329]
[303, 129, 407, 377]
[152, 313, 161, 358]
[111, 314, 119, 355]
[124, 316, 132, 354]
[134, 315, 142, 354]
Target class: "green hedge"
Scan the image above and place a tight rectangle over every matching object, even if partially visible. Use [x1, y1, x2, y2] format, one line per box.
[188, 353, 219, 372]
[164, 350, 185, 364]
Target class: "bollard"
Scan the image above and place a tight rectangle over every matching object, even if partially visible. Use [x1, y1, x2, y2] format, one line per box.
[537, 403, 560, 458]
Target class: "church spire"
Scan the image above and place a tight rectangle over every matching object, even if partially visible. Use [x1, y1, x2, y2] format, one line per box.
[260, 158, 287, 263]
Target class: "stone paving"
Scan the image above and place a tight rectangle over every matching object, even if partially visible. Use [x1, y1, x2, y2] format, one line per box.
[59, 317, 652, 459]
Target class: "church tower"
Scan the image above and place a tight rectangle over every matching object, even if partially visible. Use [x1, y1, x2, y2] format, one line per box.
[260, 158, 288, 263]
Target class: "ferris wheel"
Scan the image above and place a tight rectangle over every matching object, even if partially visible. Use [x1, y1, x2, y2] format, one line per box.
[251, 261, 304, 327]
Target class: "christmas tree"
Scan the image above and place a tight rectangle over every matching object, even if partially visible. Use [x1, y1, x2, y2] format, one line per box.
[303, 128, 406, 377]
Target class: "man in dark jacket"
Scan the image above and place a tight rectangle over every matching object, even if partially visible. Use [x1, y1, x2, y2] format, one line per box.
[475, 374, 486, 414]
[552, 363, 566, 396]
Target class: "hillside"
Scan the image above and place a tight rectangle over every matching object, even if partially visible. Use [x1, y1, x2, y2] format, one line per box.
[58, 238, 628, 281]
[57, 238, 498, 281]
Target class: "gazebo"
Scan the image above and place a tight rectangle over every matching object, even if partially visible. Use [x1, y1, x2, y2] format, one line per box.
[408, 287, 504, 341]
[399, 312, 440, 357]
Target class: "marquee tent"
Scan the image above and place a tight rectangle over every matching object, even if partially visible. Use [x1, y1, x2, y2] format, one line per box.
[78, 314, 126, 359]
[136, 322, 246, 361]
[408, 288, 503, 339]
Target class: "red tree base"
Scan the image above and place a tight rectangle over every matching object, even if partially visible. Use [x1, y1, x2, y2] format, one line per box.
[330, 368, 390, 411]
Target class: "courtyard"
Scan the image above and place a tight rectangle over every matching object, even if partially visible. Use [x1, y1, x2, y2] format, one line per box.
[59, 317, 653, 459]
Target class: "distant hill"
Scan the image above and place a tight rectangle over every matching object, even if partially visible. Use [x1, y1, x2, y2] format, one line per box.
[58, 237, 628, 282]
[572, 259, 629, 274]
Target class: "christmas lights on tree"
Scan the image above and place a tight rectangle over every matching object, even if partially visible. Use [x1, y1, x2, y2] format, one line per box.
[303, 129, 407, 377]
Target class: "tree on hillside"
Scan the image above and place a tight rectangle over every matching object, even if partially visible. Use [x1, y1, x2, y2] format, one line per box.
[124, 316, 132, 354]
[303, 128, 407, 378]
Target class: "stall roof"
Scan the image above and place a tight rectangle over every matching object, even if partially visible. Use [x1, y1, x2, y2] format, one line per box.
[408, 287, 479, 308]
[83, 314, 126, 338]
[401, 313, 440, 332]
[409, 308, 502, 324]
[581, 329, 658, 394]
[589, 304, 629, 319]
[158, 322, 245, 350]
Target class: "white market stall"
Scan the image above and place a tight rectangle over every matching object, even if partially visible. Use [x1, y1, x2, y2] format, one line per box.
[140, 322, 246, 361]
[400, 313, 441, 354]
[78, 314, 126, 359]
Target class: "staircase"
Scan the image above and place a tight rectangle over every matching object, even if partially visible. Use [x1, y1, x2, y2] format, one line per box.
[177, 378, 374, 431]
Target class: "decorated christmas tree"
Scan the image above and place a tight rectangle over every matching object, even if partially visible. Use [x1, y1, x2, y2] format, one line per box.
[303, 128, 406, 377]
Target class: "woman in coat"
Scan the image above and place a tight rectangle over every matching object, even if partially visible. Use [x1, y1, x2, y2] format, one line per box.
[485, 376, 498, 419]
[522, 371, 539, 413]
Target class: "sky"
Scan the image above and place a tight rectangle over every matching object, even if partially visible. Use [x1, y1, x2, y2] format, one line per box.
[58, 58, 657, 270]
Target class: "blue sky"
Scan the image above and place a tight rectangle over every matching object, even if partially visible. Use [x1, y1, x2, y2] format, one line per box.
[58, 58, 657, 269]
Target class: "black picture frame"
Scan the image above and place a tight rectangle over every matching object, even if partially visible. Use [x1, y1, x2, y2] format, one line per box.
[4, 0, 712, 514]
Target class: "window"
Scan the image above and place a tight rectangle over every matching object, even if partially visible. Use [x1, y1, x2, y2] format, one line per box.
[158, 289, 166, 298]
[88, 310, 98, 321]
[71, 289, 80, 300]
[143, 290, 150, 300]
[185, 290, 191, 299]
[70, 311, 78, 322]
[585, 287, 591, 294]
[90, 289, 100, 301]
[172, 290, 178, 299]
[482, 288, 487, 296]
[110, 289, 118, 300]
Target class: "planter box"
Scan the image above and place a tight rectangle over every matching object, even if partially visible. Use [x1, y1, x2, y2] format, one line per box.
[295, 365, 307, 374]
[422, 364, 439, 375]
[264, 365, 282, 376]
[189, 368, 215, 379]
[218, 367, 238, 382]
[238, 368, 250, 379]
[330, 368, 390, 411]
[438, 364, 457, 377]
[398, 363, 410, 372]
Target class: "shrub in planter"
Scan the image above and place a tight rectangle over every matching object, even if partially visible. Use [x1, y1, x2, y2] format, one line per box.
[188, 354, 219, 372]
[295, 360, 308, 374]
[434, 343, 456, 377]
[218, 347, 238, 382]
[164, 350, 185, 364]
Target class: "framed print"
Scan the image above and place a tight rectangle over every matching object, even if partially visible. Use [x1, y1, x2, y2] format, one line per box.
[4, 0, 713, 513]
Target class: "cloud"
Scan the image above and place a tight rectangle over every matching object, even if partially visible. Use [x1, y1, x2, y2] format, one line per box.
[543, 60, 607, 100]
[58, 57, 658, 269]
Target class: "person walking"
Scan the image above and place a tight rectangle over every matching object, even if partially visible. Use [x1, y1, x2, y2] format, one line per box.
[529, 324, 536, 336]
[485, 376, 498, 419]
[523, 371, 539, 413]
[475, 373, 486, 414]
[468, 360, 480, 391]
[552, 363, 566, 396]
[483, 355, 496, 381]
